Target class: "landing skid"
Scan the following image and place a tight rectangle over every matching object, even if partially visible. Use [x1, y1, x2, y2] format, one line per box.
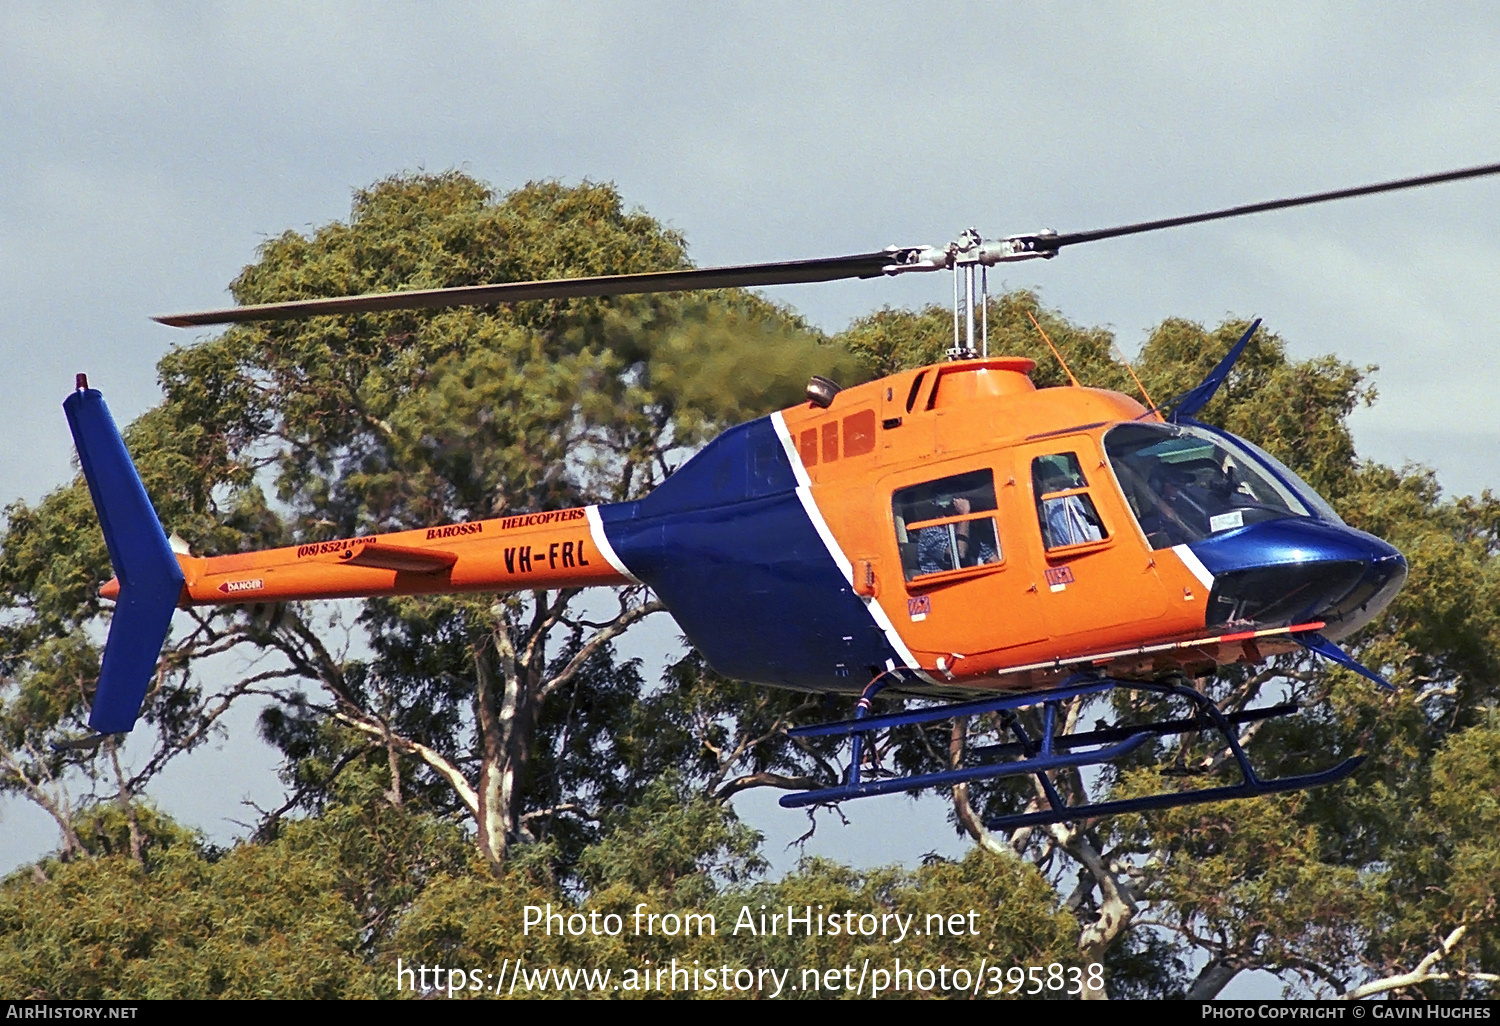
[778, 675, 1364, 831]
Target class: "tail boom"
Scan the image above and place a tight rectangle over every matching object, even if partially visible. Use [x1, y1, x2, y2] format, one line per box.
[168, 507, 635, 605]
[71, 379, 637, 736]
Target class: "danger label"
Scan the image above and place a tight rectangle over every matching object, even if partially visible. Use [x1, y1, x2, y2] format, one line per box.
[218, 578, 264, 594]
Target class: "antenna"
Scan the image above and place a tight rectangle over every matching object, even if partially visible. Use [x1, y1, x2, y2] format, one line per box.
[1111, 342, 1159, 418]
[1027, 311, 1080, 387]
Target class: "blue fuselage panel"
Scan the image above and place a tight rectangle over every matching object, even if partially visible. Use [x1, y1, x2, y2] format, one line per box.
[597, 417, 894, 689]
[1185, 517, 1407, 640]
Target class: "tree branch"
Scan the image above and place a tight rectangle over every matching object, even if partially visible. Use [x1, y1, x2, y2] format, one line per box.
[128, 666, 303, 790]
[1343, 925, 1498, 999]
[537, 599, 664, 700]
[713, 771, 823, 802]
[332, 709, 480, 818]
[0, 743, 84, 858]
[519, 803, 598, 823]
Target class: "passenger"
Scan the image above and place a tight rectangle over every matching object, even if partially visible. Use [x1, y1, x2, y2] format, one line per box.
[1037, 463, 1104, 548]
[916, 494, 998, 574]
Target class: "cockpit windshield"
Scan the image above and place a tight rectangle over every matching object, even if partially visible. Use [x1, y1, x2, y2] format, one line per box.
[1104, 422, 1313, 549]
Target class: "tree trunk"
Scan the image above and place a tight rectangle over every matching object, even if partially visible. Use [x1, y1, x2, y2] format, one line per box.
[1186, 960, 1242, 999]
[473, 628, 534, 870]
[1054, 824, 1138, 1000]
[949, 719, 1021, 859]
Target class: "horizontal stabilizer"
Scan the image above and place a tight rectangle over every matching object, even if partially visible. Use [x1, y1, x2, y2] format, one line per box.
[330, 540, 457, 573]
[63, 381, 184, 734]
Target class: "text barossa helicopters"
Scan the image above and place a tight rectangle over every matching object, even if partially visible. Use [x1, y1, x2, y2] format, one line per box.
[67, 162, 1500, 831]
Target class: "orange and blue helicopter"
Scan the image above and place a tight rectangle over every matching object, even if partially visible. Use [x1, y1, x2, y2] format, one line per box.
[64, 162, 1500, 831]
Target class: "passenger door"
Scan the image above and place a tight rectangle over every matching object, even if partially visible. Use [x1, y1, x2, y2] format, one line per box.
[883, 456, 1046, 662]
[1017, 437, 1169, 648]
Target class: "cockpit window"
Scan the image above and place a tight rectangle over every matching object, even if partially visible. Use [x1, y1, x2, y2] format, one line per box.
[1229, 434, 1345, 525]
[1105, 423, 1310, 549]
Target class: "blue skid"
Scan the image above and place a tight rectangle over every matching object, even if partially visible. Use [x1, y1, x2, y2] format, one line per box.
[63, 383, 183, 735]
[779, 676, 1366, 831]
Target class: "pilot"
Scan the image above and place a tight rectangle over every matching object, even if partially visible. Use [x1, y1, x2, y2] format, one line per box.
[1147, 463, 1213, 536]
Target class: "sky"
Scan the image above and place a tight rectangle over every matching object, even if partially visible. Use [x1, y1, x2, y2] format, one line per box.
[3, 3, 1499, 994]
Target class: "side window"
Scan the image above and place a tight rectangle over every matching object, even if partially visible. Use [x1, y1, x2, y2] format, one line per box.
[799, 428, 818, 467]
[843, 409, 876, 457]
[822, 421, 839, 462]
[892, 469, 1002, 581]
[1032, 453, 1107, 550]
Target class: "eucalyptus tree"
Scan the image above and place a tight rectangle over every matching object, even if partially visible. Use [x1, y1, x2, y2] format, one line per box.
[2, 176, 1493, 998]
[836, 297, 1498, 998]
[0, 172, 861, 869]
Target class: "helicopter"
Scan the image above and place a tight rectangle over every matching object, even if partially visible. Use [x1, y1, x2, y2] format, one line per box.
[64, 161, 1500, 832]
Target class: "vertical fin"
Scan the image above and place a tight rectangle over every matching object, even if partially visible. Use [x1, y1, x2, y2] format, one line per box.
[1170, 318, 1261, 422]
[62, 380, 184, 734]
[1295, 631, 1395, 691]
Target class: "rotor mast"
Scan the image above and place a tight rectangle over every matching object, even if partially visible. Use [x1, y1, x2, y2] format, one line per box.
[880, 226, 1061, 360]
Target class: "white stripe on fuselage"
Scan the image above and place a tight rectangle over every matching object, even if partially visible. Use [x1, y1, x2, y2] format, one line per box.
[585, 505, 641, 584]
[1171, 543, 1215, 590]
[769, 411, 929, 680]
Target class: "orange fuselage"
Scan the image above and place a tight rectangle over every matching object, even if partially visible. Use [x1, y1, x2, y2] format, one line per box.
[109, 357, 1395, 696]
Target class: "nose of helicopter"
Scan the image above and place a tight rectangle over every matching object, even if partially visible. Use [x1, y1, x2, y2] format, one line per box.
[1187, 518, 1407, 641]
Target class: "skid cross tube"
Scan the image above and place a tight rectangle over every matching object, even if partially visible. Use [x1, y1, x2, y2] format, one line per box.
[779, 730, 1153, 808]
[982, 680, 1364, 832]
[779, 678, 1364, 828]
[843, 678, 887, 786]
[970, 701, 1299, 760]
[1004, 708, 1069, 813]
[786, 680, 1118, 739]
[781, 677, 1127, 809]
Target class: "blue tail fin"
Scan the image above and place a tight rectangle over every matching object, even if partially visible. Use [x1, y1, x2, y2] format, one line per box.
[1169, 318, 1261, 422]
[62, 378, 184, 734]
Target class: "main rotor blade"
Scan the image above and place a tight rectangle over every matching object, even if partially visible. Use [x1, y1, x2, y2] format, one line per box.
[154, 251, 895, 327]
[1042, 160, 1500, 251]
[158, 161, 1500, 327]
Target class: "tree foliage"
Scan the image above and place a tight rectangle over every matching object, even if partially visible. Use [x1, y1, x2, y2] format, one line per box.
[830, 295, 1499, 999]
[0, 173, 1495, 998]
[0, 172, 862, 873]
